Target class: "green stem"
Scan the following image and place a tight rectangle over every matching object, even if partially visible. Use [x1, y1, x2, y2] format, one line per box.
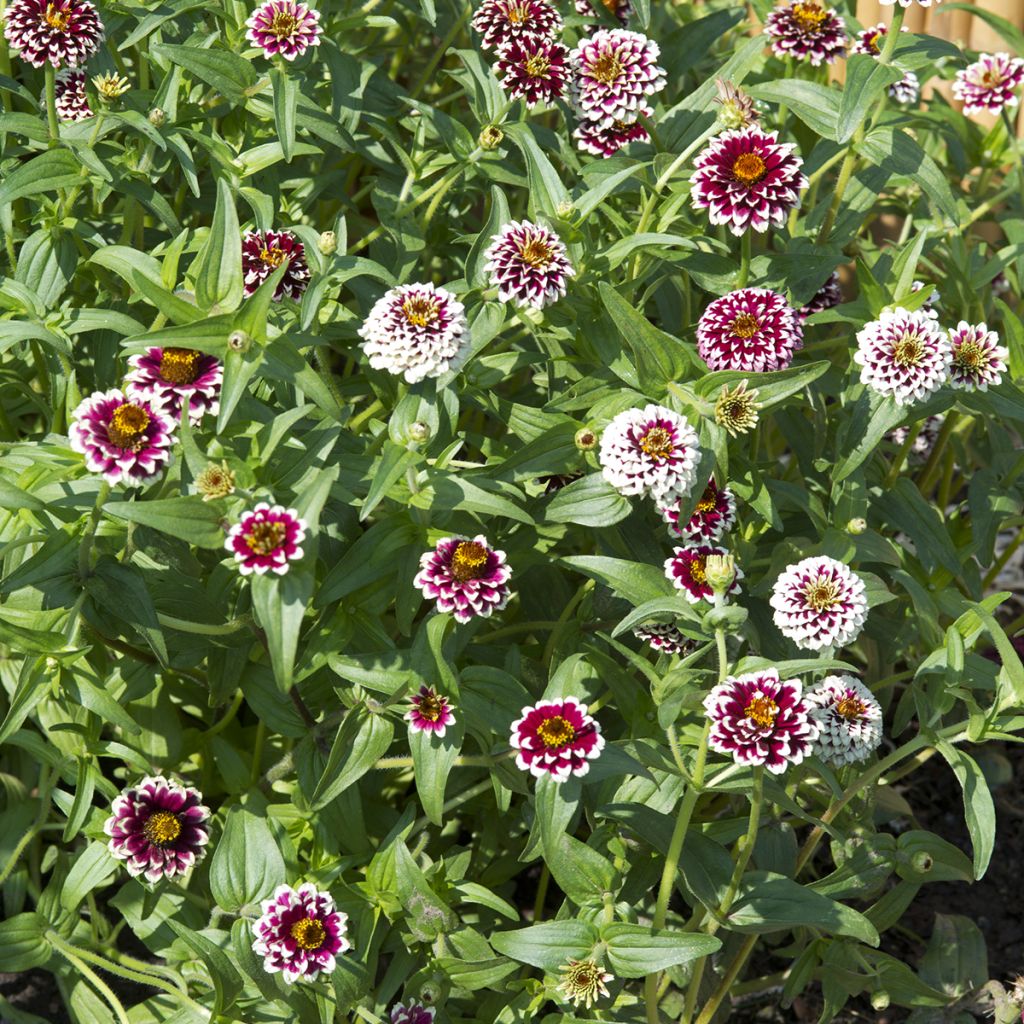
[736, 231, 752, 289]
[916, 411, 960, 496]
[48, 939, 130, 1024]
[77, 481, 112, 581]
[44, 64, 59, 146]
[883, 422, 921, 487]
[156, 612, 253, 635]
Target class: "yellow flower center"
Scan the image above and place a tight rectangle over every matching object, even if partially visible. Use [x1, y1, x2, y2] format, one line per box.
[269, 10, 299, 37]
[791, 2, 828, 31]
[688, 556, 707, 584]
[979, 67, 1003, 87]
[804, 578, 841, 611]
[891, 333, 924, 367]
[159, 347, 202, 385]
[108, 404, 151, 450]
[537, 715, 575, 748]
[867, 31, 882, 53]
[732, 152, 767, 186]
[260, 246, 287, 268]
[695, 484, 717, 514]
[835, 694, 867, 721]
[639, 426, 674, 460]
[590, 52, 623, 85]
[518, 236, 554, 268]
[524, 53, 551, 77]
[43, 3, 71, 31]
[402, 294, 440, 327]
[745, 694, 779, 729]
[953, 339, 986, 371]
[245, 520, 287, 555]
[142, 811, 182, 846]
[731, 313, 760, 339]
[416, 692, 445, 722]
[451, 540, 489, 581]
[290, 918, 326, 950]
[506, 2, 530, 25]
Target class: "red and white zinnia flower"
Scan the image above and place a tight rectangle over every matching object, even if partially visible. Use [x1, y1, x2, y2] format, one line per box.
[770, 556, 868, 650]
[854, 307, 951, 405]
[483, 220, 575, 310]
[658, 478, 737, 542]
[245, 0, 322, 60]
[570, 28, 665, 128]
[241, 230, 310, 301]
[53, 67, 91, 120]
[953, 52, 1024, 115]
[125, 347, 223, 425]
[804, 675, 883, 766]
[3, 0, 104, 68]
[947, 321, 1007, 391]
[471, 0, 562, 50]
[225, 504, 307, 576]
[664, 543, 743, 604]
[696, 288, 804, 372]
[764, 1, 847, 66]
[510, 697, 605, 781]
[405, 686, 456, 737]
[413, 535, 512, 623]
[495, 37, 570, 107]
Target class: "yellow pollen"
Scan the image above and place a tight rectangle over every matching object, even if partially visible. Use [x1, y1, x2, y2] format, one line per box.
[688, 556, 707, 584]
[835, 694, 867, 721]
[290, 918, 326, 950]
[590, 52, 623, 85]
[537, 715, 575, 748]
[245, 520, 287, 555]
[745, 694, 779, 729]
[639, 426, 674, 460]
[506, 2, 530, 24]
[732, 152, 767, 186]
[260, 246, 287, 268]
[602, 0, 619, 12]
[518, 236, 554, 268]
[108, 403, 151, 450]
[268, 10, 299, 37]
[43, 3, 71, 30]
[159, 347, 202, 385]
[804, 578, 841, 611]
[142, 811, 182, 846]
[416, 692, 444, 722]
[867, 31, 882, 53]
[451, 540, 489, 581]
[731, 313, 760, 339]
[402, 294, 440, 327]
[524, 53, 551, 77]
[791, 2, 829, 31]
[953, 339, 986, 370]
[979, 68, 1002, 87]
[891, 333, 924, 367]
[695, 485, 717, 514]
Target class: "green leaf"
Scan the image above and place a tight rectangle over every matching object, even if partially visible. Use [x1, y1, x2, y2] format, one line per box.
[836, 56, 904, 144]
[873, 478, 961, 576]
[270, 68, 298, 163]
[561, 555, 674, 607]
[504, 123, 568, 217]
[0, 150, 82, 206]
[193, 177, 243, 313]
[208, 806, 287, 912]
[86, 558, 169, 665]
[599, 923, 721, 978]
[166, 920, 243, 1016]
[102, 496, 226, 548]
[934, 740, 995, 879]
[748, 82, 840, 140]
[0, 913, 51, 971]
[393, 840, 457, 941]
[545, 472, 631, 528]
[467, 185, 511, 289]
[311, 709, 394, 809]
[409, 713, 463, 826]
[153, 43, 258, 105]
[940, 2, 1024, 53]
[60, 841, 118, 913]
[362, 442, 418, 521]
[831, 391, 905, 483]
[490, 921, 599, 970]
[251, 569, 312, 692]
[919, 914, 988, 995]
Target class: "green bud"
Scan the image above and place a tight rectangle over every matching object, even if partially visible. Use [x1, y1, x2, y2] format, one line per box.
[148, 107, 166, 127]
[704, 553, 736, 595]
[703, 605, 748, 633]
[847, 517, 867, 535]
[228, 329, 251, 352]
[574, 426, 598, 452]
[870, 991, 890, 1011]
[479, 124, 504, 150]
[407, 421, 431, 444]
[317, 230, 337, 256]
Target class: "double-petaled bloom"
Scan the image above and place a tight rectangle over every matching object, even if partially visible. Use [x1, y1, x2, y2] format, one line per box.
[104, 776, 210, 883]
[665, 543, 743, 604]
[854, 307, 951, 405]
[495, 37, 570, 106]
[246, 0, 322, 60]
[658, 478, 737, 542]
[405, 686, 456, 737]
[574, 0, 631, 25]
[570, 29, 665, 128]
[53, 67, 91, 120]
[704, 670, 819, 774]
[633, 621, 693, 656]
[125, 347, 223, 425]
[252, 883, 350, 983]
[764, 2, 847, 66]
[241, 229, 310, 301]
[225, 504, 307, 576]
[947, 321, 1008, 391]
[358, 282, 470, 383]
[574, 104, 651, 155]
[599, 404, 701, 504]
[770, 556, 868, 650]
[413, 535, 512, 623]
[799, 270, 842, 321]
[471, 0, 562, 49]
[510, 697, 604, 781]
[804, 675, 883, 766]
[691, 127, 808, 235]
[70, 389, 176, 487]
[3, 0, 104, 68]
[850, 25, 919, 103]
[696, 288, 804, 372]
[953, 52, 1024, 116]
[483, 220, 575, 309]
[390, 1004, 436, 1024]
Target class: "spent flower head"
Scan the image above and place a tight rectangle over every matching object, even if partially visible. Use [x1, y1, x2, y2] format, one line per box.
[714, 79, 759, 129]
[715, 380, 761, 436]
[93, 72, 130, 101]
[196, 461, 236, 501]
[559, 959, 613, 1009]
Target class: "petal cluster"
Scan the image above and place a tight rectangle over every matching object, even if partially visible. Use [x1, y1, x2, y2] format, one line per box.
[358, 282, 470, 382]
[510, 697, 605, 781]
[854, 306, 951, 405]
[252, 883, 350, 984]
[570, 29, 665, 129]
[573, 0, 631, 24]
[804, 675, 883, 766]
[3, 0, 103, 68]
[471, 0, 562, 50]
[405, 686, 456, 737]
[947, 321, 1008, 391]
[483, 220, 575, 309]
[242, 229, 311, 301]
[704, 670, 819, 774]
[696, 288, 803, 372]
[764, 2, 847, 66]
[633, 621, 693, 655]
[658, 478, 737, 542]
[104, 776, 210, 883]
[226, 503, 308, 576]
[798, 270, 842, 321]
[599, 404, 701, 504]
[69, 389, 176, 487]
[770, 556, 868, 650]
[691, 128, 808, 235]
[953, 52, 1024, 116]
[54, 67, 91, 120]
[495, 38, 570, 106]
[391, 1004, 436, 1024]
[850, 25, 919, 103]
[413, 535, 512, 623]
[665, 543, 743, 604]
[574, 104, 651, 155]
[246, 0, 322, 60]
[125, 346, 223, 425]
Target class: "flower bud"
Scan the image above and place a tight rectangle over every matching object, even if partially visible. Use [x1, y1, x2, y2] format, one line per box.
[574, 426, 598, 452]
[479, 124, 504, 150]
[703, 604, 748, 633]
[704, 553, 736, 595]
[317, 230, 337, 256]
[92, 72, 131, 102]
[148, 107, 166, 127]
[407, 420, 431, 444]
[847, 517, 867, 535]
[556, 199, 575, 218]
[228, 329, 250, 352]
[870, 991, 890, 1011]
[911, 850, 933, 874]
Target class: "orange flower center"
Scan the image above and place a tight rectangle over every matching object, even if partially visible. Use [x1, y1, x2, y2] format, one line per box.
[537, 715, 575, 747]
[108, 403, 151, 450]
[260, 246, 287, 268]
[142, 811, 182, 846]
[891, 333, 924, 367]
[451, 541, 489, 581]
[524, 53, 551, 77]
[590, 52, 623, 84]
[43, 3, 71, 31]
[518, 236, 554, 268]
[416, 691, 445, 722]
[731, 313, 760, 339]
[639, 426, 674, 460]
[732, 152, 767, 186]
[791, 2, 828, 31]
[245, 520, 287, 555]
[804, 578, 841, 611]
[402, 294, 440, 327]
[506, 2, 530, 23]
[745, 694, 779, 729]
[953, 339, 986, 370]
[159, 347, 202, 385]
[835, 695, 867, 721]
[269, 10, 298, 37]
[290, 918, 326, 950]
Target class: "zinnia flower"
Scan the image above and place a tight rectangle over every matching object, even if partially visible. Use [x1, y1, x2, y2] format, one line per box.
[413, 535, 512, 623]
[704, 669, 819, 774]
[658, 478, 737, 542]
[510, 697, 605, 781]
[241, 229, 310, 301]
[92, 71, 129, 100]
[665, 543, 743, 604]
[598, 404, 701, 504]
[570, 29, 666, 129]
[559, 959, 613, 1008]
[53, 67, 90, 120]
[696, 288, 804, 372]
[574, 0, 631, 25]
[495, 37, 570, 107]
[946, 321, 1008, 391]
[69, 389, 175, 487]
[764, 2, 847, 66]
[483, 220, 575, 309]
[225, 503, 307, 576]
[196, 460, 236, 500]
[803, 675, 883, 766]
[390, 1004, 436, 1024]
[799, 270, 842, 321]
[357, 282, 470, 383]
[634, 621, 693, 655]
[953, 52, 1024, 116]
[246, 0, 322, 60]
[405, 686, 456, 737]
[103, 776, 210, 883]
[3, 0, 103, 68]
[854, 307, 951, 406]
[573, 105, 651, 155]
[252, 883, 350, 983]
[691, 127, 808, 235]
[715, 380, 760, 436]
[471, 0, 562, 50]
[770, 555, 868, 650]
[125, 347, 223, 425]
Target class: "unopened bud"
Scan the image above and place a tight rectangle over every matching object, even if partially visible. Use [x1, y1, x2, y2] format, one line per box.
[407, 421, 431, 444]
[44, 657, 60, 674]
[148, 107, 166, 127]
[911, 851, 933, 874]
[556, 199, 575, 218]
[317, 230, 337, 256]
[847, 517, 867, 535]
[479, 124, 504, 150]
[870, 991, 890, 1011]
[574, 426, 598, 452]
[704, 553, 736, 595]
[228, 329, 250, 352]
